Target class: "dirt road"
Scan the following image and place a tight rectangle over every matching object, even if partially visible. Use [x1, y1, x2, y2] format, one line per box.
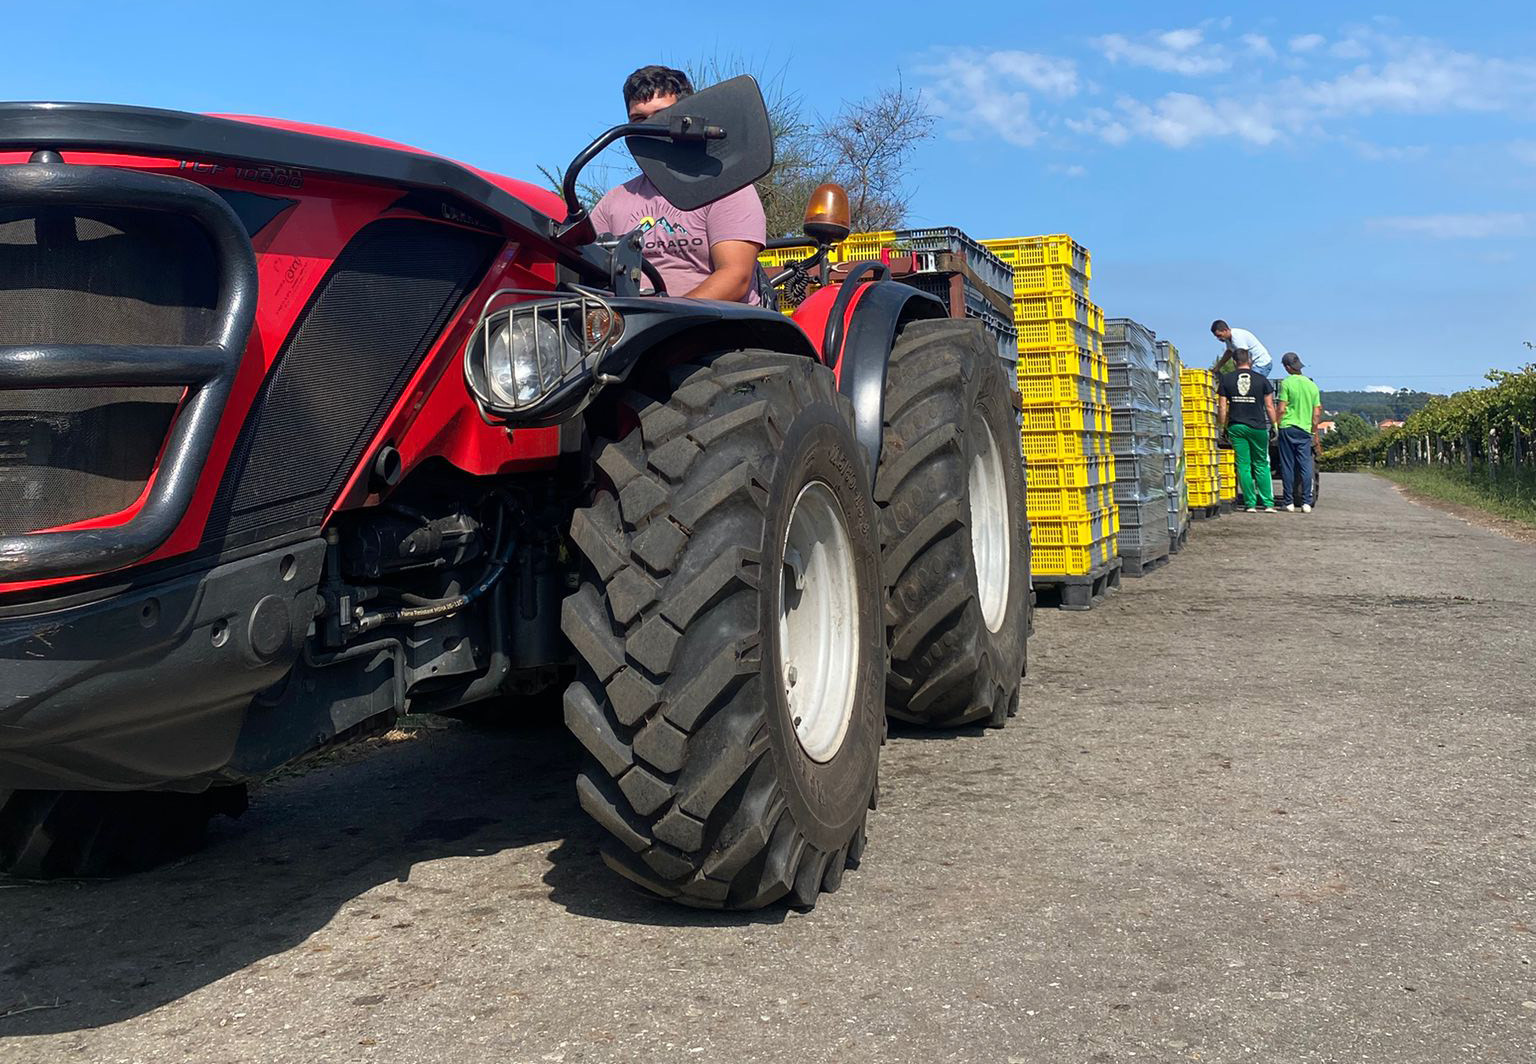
[3, 473, 1532, 1063]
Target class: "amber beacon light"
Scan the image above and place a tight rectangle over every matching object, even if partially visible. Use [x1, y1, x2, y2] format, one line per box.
[803, 182, 852, 244]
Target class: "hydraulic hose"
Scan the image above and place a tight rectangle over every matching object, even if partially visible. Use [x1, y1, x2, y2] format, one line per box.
[353, 502, 514, 633]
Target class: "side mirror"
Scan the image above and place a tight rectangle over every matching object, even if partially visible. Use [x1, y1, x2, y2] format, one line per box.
[629, 75, 774, 211]
[803, 183, 851, 244]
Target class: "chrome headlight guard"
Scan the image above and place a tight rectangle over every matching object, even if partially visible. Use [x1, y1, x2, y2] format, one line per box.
[463, 288, 622, 418]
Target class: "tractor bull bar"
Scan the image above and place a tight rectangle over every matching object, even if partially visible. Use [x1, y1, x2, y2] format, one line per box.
[0, 161, 258, 581]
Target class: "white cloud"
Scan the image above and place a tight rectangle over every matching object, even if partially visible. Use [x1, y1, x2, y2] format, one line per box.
[1367, 212, 1530, 239]
[919, 49, 1078, 147]
[1105, 92, 1282, 148]
[1365, 385, 1397, 393]
[921, 30, 1536, 155]
[1048, 162, 1087, 178]
[1329, 36, 1371, 60]
[1509, 141, 1536, 165]
[1353, 142, 1430, 162]
[1094, 28, 1230, 75]
[1241, 33, 1276, 59]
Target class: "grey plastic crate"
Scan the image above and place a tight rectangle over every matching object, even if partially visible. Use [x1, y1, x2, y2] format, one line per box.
[881, 227, 1015, 303]
[899, 273, 1019, 370]
[1117, 494, 1172, 530]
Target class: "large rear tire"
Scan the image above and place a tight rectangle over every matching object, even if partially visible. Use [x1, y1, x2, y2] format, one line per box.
[877, 319, 1031, 728]
[0, 785, 247, 878]
[562, 350, 884, 909]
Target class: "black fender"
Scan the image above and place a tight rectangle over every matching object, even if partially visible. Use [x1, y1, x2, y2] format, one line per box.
[833, 280, 948, 469]
[601, 295, 819, 376]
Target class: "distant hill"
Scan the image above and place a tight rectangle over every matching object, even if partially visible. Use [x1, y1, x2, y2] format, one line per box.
[1318, 389, 1440, 424]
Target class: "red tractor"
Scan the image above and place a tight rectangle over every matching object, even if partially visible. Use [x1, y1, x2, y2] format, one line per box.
[0, 77, 1029, 908]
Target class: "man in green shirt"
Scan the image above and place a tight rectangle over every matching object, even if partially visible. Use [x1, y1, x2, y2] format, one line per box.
[1275, 352, 1322, 512]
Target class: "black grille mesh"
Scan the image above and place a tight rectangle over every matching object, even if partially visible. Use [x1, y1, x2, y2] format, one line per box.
[0, 208, 215, 534]
[202, 220, 496, 551]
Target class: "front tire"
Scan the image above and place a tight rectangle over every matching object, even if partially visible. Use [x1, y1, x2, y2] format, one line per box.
[562, 350, 885, 909]
[877, 319, 1031, 728]
[0, 785, 247, 878]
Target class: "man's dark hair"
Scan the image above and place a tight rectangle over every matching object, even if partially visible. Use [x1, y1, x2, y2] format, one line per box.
[623, 65, 694, 109]
[1232, 348, 1253, 366]
[1210, 319, 1229, 334]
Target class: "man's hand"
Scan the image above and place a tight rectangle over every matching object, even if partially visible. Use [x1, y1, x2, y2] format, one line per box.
[683, 240, 762, 302]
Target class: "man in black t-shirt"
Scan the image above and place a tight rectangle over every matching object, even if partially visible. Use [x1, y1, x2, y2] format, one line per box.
[1217, 349, 1281, 512]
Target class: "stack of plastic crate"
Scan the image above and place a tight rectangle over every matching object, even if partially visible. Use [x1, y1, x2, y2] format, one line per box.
[1219, 449, 1239, 508]
[835, 229, 1017, 374]
[1104, 319, 1172, 576]
[980, 234, 1118, 608]
[1155, 340, 1190, 552]
[1181, 369, 1222, 518]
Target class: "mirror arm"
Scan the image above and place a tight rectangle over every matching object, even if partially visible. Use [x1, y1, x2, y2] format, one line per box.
[556, 119, 719, 243]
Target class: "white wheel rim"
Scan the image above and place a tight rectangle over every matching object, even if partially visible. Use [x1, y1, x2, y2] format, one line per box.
[969, 426, 1012, 633]
[780, 480, 860, 764]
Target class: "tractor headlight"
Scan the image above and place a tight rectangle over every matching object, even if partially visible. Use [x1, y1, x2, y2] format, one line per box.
[465, 291, 622, 419]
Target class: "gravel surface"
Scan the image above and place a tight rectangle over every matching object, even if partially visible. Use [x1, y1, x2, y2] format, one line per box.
[2, 472, 1532, 1063]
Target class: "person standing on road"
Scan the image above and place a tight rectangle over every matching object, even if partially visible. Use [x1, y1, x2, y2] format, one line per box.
[1216, 348, 1280, 512]
[1275, 352, 1322, 512]
[1210, 320, 1274, 378]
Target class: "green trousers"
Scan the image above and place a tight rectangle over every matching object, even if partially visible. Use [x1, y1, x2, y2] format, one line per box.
[1228, 423, 1274, 508]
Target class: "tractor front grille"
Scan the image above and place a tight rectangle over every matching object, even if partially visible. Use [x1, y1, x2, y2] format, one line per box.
[202, 219, 498, 553]
[0, 208, 216, 535]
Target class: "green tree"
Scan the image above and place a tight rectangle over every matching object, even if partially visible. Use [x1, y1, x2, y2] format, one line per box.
[1323, 411, 1378, 450]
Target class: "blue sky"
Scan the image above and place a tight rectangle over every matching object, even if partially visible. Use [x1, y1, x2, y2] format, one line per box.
[6, 0, 1534, 392]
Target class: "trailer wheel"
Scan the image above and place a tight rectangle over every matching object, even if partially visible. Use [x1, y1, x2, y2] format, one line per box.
[877, 319, 1031, 728]
[0, 785, 247, 878]
[562, 350, 884, 909]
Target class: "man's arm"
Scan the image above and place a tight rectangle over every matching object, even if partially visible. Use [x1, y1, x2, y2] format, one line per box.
[1217, 395, 1229, 428]
[683, 240, 760, 302]
[1265, 394, 1281, 426]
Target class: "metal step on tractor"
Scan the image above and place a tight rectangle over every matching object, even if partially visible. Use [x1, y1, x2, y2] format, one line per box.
[0, 77, 1030, 908]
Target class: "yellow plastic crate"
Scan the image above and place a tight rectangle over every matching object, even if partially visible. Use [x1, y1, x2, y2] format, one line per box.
[1026, 454, 1116, 490]
[1013, 292, 1097, 327]
[1180, 368, 1216, 393]
[1019, 402, 1110, 433]
[1016, 373, 1107, 406]
[1032, 508, 1117, 548]
[999, 262, 1089, 299]
[1016, 317, 1099, 352]
[981, 234, 1091, 280]
[1026, 482, 1115, 518]
[1189, 489, 1221, 507]
[1017, 344, 1095, 378]
[758, 247, 817, 270]
[1021, 429, 1110, 459]
[1032, 537, 1116, 577]
[832, 231, 898, 262]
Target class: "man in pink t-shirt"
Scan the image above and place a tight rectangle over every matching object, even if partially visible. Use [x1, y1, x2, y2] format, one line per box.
[589, 66, 767, 305]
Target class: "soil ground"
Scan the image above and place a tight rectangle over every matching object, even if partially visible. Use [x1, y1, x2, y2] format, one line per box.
[2, 472, 1532, 1063]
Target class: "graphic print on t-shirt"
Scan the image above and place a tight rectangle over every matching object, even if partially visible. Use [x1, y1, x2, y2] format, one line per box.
[1218, 369, 1273, 429]
[634, 215, 706, 254]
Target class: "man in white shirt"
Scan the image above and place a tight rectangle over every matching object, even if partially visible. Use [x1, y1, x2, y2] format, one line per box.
[1210, 320, 1274, 378]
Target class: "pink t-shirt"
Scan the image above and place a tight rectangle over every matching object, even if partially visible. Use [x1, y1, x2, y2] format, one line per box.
[589, 175, 767, 304]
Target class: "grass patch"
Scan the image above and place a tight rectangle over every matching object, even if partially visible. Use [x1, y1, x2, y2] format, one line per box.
[1377, 464, 1536, 528]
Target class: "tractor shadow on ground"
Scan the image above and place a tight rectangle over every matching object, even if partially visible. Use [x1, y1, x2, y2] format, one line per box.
[0, 717, 781, 1037]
